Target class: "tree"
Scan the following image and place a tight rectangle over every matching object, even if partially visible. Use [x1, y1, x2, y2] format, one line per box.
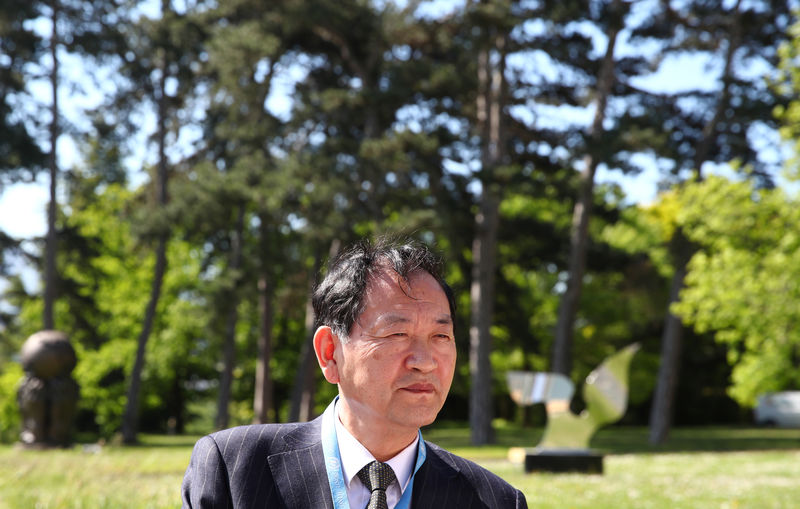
[775, 15, 800, 181]
[117, 1, 206, 443]
[666, 18, 800, 405]
[642, 0, 793, 444]
[37, 0, 124, 329]
[467, 0, 509, 446]
[273, 0, 482, 422]
[1, 123, 207, 437]
[42, 0, 60, 330]
[288, 240, 337, 422]
[462, 0, 666, 441]
[0, 0, 44, 336]
[181, 0, 297, 427]
[0, 0, 45, 185]
[0, 1, 45, 336]
[551, 0, 627, 376]
[672, 177, 800, 406]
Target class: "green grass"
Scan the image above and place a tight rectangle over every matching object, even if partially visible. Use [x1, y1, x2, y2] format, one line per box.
[1, 427, 799, 508]
[0, 434, 197, 509]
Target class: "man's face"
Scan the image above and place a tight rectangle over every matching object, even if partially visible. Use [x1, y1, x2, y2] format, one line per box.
[334, 267, 456, 436]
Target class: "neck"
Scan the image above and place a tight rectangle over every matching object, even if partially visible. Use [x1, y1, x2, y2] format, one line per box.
[337, 398, 418, 462]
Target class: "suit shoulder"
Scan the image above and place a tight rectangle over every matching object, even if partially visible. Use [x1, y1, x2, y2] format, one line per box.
[425, 441, 527, 507]
[207, 422, 302, 443]
[200, 422, 307, 460]
[425, 441, 513, 488]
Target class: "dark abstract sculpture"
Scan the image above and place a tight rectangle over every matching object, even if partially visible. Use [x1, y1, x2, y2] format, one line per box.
[507, 343, 639, 473]
[17, 330, 79, 447]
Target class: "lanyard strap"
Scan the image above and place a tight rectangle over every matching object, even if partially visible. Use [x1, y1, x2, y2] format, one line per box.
[321, 398, 427, 509]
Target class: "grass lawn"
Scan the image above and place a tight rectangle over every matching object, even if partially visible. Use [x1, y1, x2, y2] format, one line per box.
[0, 434, 197, 509]
[1, 426, 799, 508]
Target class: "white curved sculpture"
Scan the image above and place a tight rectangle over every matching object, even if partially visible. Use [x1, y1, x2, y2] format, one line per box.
[507, 343, 639, 450]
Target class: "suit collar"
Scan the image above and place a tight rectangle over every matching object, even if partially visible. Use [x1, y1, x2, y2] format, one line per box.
[281, 415, 323, 450]
[421, 441, 461, 479]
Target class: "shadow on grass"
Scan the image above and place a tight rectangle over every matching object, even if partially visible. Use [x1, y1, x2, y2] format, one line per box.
[73, 432, 203, 448]
[424, 423, 800, 455]
[592, 426, 800, 454]
[69, 425, 799, 455]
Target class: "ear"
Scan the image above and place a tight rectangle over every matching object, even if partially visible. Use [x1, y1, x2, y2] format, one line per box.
[313, 325, 340, 384]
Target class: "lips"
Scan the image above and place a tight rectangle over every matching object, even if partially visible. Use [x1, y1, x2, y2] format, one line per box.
[402, 383, 435, 393]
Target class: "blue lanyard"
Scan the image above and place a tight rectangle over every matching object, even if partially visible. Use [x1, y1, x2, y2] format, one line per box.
[321, 398, 427, 509]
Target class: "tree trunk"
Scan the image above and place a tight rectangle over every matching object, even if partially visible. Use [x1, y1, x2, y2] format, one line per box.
[121, 40, 170, 444]
[169, 371, 184, 434]
[288, 286, 319, 423]
[469, 190, 499, 445]
[121, 237, 167, 443]
[253, 272, 274, 424]
[288, 259, 321, 423]
[551, 154, 596, 376]
[43, 0, 59, 330]
[649, 235, 690, 444]
[648, 3, 741, 444]
[469, 27, 505, 445]
[253, 215, 274, 424]
[289, 239, 339, 422]
[551, 1, 622, 375]
[216, 205, 245, 430]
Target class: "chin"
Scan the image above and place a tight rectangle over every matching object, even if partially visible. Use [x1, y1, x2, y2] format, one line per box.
[402, 407, 441, 428]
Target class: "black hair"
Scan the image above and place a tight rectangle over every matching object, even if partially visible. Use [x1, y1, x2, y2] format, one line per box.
[312, 237, 455, 338]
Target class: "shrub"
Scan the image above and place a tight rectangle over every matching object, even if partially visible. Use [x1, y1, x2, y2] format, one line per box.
[0, 363, 23, 443]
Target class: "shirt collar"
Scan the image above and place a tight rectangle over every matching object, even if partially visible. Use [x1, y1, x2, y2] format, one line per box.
[334, 401, 419, 492]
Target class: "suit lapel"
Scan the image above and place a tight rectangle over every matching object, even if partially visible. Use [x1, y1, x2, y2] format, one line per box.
[268, 418, 334, 509]
[411, 444, 463, 509]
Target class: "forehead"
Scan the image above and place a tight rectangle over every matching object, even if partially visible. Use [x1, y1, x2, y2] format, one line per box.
[363, 267, 447, 310]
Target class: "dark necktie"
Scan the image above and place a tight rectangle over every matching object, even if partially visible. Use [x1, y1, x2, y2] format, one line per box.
[357, 460, 396, 509]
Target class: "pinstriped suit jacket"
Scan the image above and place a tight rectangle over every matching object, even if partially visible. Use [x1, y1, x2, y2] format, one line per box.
[181, 416, 527, 508]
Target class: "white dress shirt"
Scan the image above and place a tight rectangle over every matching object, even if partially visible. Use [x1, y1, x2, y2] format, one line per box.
[334, 403, 418, 509]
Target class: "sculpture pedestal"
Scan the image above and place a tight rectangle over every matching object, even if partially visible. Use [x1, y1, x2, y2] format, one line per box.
[524, 449, 603, 474]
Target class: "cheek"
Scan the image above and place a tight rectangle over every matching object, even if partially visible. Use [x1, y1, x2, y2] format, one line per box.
[440, 347, 457, 376]
[437, 342, 457, 361]
[352, 349, 390, 379]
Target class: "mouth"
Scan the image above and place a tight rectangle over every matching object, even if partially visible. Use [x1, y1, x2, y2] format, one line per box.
[401, 383, 436, 394]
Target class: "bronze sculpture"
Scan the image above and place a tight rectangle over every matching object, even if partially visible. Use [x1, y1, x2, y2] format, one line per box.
[17, 330, 79, 447]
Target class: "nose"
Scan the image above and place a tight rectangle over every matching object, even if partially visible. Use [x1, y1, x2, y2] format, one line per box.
[405, 337, 437, 372]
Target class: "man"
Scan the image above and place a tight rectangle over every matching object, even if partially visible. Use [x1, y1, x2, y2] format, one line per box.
[182, 238, 527, 508]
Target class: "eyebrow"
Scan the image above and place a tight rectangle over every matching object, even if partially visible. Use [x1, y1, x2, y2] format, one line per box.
[434, 314, 453, 325]
[375, 313, 453, 326]
[376, 314, 411, 327]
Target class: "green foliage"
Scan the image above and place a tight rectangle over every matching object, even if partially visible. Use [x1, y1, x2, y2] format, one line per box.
[75, 339, 135, 435]
[673, 177, 800, 406]
[601, 188, 741, 419]
[0, 362, 23, 443]
[602, 198, 677, 279]
[5, 175, 208, 436]
[775, 17, 800, 181]
[0, 0, 45, 181]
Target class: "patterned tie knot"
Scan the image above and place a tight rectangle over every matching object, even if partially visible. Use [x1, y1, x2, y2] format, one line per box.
[357, 460, 396, 493]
